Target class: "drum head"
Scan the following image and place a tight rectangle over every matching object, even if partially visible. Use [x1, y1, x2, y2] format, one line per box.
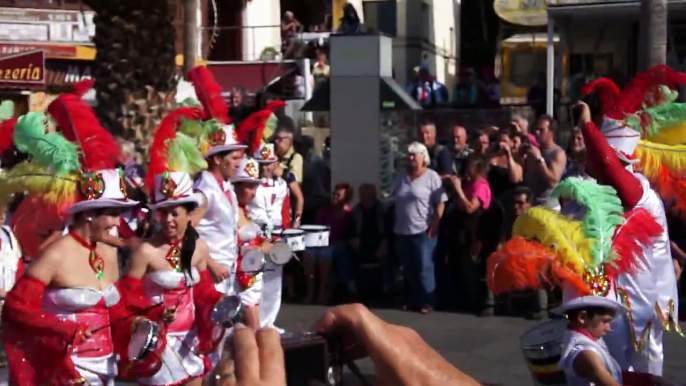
[212, 295, 244, 327]
[128, 319, 154, 361]
[299, 225, 330, 232]
[282, 229, 304, 236]
[519, 319, 567, 347]
[241, 249, 265, 273]
[269, 242, 293, 265]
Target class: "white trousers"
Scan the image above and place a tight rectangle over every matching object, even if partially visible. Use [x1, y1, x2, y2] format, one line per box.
[604, 311, 664, 376]
[259, 265, 283, 328]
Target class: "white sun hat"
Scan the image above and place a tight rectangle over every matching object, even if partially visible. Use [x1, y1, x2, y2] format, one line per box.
[205, 124, 247, 158]
[551, 283, 624, 315]
[252, 142, 278, 163]
[149, 171, 203, 210]
[600, 118, 641, 164]
[65, 168, 139, 214]
[231, 156, 261, 184]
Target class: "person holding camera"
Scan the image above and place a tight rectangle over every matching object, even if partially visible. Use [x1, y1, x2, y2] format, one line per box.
[210, 304, 481, 386]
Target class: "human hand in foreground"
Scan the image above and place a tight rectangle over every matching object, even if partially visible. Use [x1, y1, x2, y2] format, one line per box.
[312, 303, 482, 386]
[211, 324, 286, 386]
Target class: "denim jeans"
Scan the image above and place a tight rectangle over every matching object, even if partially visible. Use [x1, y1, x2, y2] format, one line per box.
[395, 231, 437, 308]
[311, 244, 353, 286]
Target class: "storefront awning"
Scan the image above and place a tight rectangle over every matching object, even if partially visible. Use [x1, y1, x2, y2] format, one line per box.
[548, 0, 686, 18]
[207, 61, 298, 92]
[0, 50, 45, 90]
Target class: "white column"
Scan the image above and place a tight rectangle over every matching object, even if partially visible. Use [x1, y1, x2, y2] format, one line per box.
[546, 17, 555, 116]
[302, 58, 313, 123]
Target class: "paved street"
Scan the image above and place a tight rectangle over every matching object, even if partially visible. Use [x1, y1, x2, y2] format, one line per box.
[277, 303, 686, 385]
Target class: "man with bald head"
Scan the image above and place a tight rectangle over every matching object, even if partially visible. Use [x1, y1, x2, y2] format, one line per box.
[450, 125, 472, 176]
[418, 121, 453, 177]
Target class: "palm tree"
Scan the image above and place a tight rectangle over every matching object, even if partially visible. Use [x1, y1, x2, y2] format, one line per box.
[639, 0, 668, 71]
[81, 0, 179, 152]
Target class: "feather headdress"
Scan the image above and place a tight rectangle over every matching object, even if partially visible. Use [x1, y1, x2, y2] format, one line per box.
[487, 179, 662, 304]
[580, 66, 686, 214]
[0, 100, 16, 156]
[0, 95, 137, 214]
[186, 66, 229, 124]
[147, 107, 207, 209]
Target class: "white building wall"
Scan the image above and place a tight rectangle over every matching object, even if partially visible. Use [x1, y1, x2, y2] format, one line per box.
[243, 0, 282, 61]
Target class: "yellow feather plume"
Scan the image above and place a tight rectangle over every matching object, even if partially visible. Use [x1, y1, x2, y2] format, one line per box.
[646, 122, 686, 145]
[512, 207, 595, 273]
[0, 162, 78, 210]
[634, 140, 686, 180]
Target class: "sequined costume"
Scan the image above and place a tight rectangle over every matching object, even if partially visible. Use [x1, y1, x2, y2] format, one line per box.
[487, 177, 664, 385]
[0, 93, 150, 385]
[124, 106, 224, 386]
[579, 66, 685, 375]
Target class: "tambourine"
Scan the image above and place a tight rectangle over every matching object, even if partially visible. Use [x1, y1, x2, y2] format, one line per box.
[121, 318, 166, 378]
[240, 248, 266, 274]
[268, 242, 294, 266]
[211, 295, 245, 328]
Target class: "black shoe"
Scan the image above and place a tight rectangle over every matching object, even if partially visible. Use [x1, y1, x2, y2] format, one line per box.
[479, 307, 495, 317]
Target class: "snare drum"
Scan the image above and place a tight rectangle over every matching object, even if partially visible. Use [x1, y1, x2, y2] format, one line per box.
[121, 318, 167, 378]
[299, 225, 331, 248]
[519, 319, 567, 386]
[279, 229, 305, 252]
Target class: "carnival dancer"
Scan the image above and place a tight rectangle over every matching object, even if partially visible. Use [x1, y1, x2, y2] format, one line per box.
[577, 66, 685, 375]
[124, 108, 224, 386]
[0, 95, 164, 385]
[487, 177, 664, 385]
[186, 66, 247, 295]
[232, 155, 275, 329]
[236, 106, 291, 330]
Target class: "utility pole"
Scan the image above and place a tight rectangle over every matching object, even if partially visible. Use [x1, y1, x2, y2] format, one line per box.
[183, 0, 199, 74]
[638, 0, 667, 71]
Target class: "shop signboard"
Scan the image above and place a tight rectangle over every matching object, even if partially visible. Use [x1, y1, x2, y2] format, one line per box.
[0, 50, 45, 90]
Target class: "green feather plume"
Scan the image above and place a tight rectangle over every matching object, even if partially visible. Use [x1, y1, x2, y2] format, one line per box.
[177, 97, 202, 108]
[168, 132, 207, 174]
[625, 86, 685, 137]
[0, 101, 14, 122]
[178, 117, 208, 143]
[13, 112, 81, 176]
[553, 178, 625, 266]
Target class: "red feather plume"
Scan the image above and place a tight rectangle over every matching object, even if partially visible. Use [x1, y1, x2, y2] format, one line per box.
[146, 107, 204, 193]
[237, 110, 271, 155]
[614, 65, 686, 115]
[186, 66, 230, 124]
[264, 100, 286, 112]
[47, 94, 119, 172]
[72, 79, 95, 98]
[0, 117, 18, 155]
[580, 78, 621, 119]
[608, 207, 663, 278]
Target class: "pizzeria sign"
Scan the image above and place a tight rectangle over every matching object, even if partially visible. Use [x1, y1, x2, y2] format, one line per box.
[0, 50, 45, 89]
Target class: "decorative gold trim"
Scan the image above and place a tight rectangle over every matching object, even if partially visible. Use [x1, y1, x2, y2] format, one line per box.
[654, 299, 684, 336]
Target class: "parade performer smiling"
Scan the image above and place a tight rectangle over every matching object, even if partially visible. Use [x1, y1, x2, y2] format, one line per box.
[0, 94, 161, 385]
[577, 65, 684, 375]
[124, 107, 224, 386]
[488, 177, 664, 386]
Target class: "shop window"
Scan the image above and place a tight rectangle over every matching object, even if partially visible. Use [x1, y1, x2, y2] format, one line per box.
[362, 0, 397, 37]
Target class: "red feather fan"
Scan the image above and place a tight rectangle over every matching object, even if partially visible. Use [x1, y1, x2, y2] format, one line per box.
[145, 107, 203, 193]
[186, 66, 230, 124]
[0, 117, 18, 155]
[580, 78, 620, 119]
[47, 94, 119, 172]
[72, 79, 95, 98]
[615, 65, 686, 116]
[608, 207, 663, 278]
[264, 100, 287, 112]
[237, 110, 271, 155]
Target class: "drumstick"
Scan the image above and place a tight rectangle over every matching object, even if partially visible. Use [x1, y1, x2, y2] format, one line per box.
[89, 303, 164, 333]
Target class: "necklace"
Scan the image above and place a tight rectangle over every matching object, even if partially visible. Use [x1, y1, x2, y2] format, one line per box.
[166, 238, 182, 272]
[69, 230, 105, 280]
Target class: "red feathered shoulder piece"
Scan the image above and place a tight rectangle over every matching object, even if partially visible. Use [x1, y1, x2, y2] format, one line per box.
[186, 66, 230, 124]
[145, 107, 204, 192]
[47, 94, 119, 172]
[580, 78, 620, 119]
[237, 109, 272, 155]
[264, 100, 286, 112]
[0, 117, 18, 155]
[72, 79, 95, 98]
